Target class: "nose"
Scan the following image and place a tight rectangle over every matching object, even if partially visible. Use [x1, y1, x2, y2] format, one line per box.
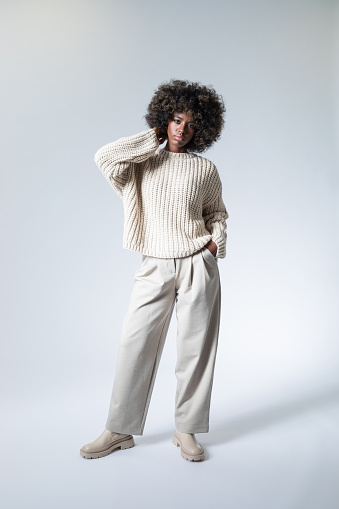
[178, 123, 186, 134]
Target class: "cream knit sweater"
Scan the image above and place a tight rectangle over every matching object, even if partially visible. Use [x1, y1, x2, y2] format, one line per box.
[94, 129, 228, 259]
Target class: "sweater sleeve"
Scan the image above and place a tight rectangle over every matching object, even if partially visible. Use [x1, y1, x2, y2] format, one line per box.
[94, 129, 159, 196]
[202, 165, 229, 259]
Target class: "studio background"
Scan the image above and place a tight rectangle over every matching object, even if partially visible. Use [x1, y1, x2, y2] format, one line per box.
[1, 0, 338, 508]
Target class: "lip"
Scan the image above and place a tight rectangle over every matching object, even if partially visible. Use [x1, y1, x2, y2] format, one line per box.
[174, 135, 184, 141]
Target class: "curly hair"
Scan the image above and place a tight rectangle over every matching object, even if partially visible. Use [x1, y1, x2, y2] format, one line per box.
[145, 79, 225, 153]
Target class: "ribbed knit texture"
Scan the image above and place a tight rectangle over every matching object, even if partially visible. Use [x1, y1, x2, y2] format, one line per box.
[94, 129, 228, 259]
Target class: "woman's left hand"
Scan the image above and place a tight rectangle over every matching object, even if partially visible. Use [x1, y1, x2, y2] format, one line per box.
[205, 241, 217, 257]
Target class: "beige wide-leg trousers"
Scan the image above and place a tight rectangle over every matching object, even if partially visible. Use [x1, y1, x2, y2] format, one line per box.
[106, 246, 221, 435]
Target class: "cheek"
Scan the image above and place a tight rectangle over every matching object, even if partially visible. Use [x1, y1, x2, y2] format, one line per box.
[167, 121, 174, 136]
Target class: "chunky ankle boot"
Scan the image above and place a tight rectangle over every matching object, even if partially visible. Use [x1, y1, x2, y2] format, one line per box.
[172, 431, 205, 462]
[80, 429, 135, 459]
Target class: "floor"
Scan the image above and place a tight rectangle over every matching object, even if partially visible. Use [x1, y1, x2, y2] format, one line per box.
[2, 385, 339, 509]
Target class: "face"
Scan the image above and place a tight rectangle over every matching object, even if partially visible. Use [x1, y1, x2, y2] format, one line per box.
[166, 112, 197, 153]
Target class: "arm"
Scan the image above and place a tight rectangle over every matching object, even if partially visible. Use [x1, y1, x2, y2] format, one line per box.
[94, 129, 159, 196]
[202, 167, 228, 259]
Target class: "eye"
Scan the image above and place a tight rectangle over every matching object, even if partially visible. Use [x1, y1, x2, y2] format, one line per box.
[174, 119, 181, 124]
[188, 124, 196, 129]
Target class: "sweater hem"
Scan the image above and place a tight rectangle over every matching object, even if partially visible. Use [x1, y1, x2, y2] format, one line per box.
[123, 240, 214, 259]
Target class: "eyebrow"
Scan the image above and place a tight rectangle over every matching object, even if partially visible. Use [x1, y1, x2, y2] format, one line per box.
[173, 114, 196, 124]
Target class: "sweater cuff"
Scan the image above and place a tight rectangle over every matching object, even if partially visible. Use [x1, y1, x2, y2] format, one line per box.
[211, 226, 227, 258]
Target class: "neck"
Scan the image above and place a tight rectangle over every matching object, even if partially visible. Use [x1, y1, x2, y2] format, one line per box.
[164, 142, 187, 154]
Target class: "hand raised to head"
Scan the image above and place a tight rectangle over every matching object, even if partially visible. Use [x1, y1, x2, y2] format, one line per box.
[153, 127, 167, 145]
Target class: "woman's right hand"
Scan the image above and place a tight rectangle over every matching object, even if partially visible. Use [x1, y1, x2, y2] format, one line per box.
[153, 127, 167, 145]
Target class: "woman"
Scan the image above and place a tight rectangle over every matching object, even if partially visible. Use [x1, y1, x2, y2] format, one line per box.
[80, 79, 228, 462]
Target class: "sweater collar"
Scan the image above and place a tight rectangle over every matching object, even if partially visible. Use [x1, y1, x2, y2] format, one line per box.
[156, 147, 196, 159]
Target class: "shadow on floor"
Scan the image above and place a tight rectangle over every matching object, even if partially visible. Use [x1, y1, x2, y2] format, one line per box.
[204, 385, 339, 446]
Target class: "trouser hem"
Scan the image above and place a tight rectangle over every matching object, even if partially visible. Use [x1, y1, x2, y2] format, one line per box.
[175, 425, 209, 434]
[105, 423, 143, 436]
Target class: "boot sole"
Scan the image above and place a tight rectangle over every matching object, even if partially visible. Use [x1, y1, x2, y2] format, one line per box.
[80, 436, 135, 459]
[172, 435, 205, 462]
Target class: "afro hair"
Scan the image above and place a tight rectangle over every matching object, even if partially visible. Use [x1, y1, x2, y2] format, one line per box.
[145, 79, 226, 153]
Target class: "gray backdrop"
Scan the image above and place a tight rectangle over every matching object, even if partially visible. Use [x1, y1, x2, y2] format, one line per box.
[1, 1, 339, 508]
